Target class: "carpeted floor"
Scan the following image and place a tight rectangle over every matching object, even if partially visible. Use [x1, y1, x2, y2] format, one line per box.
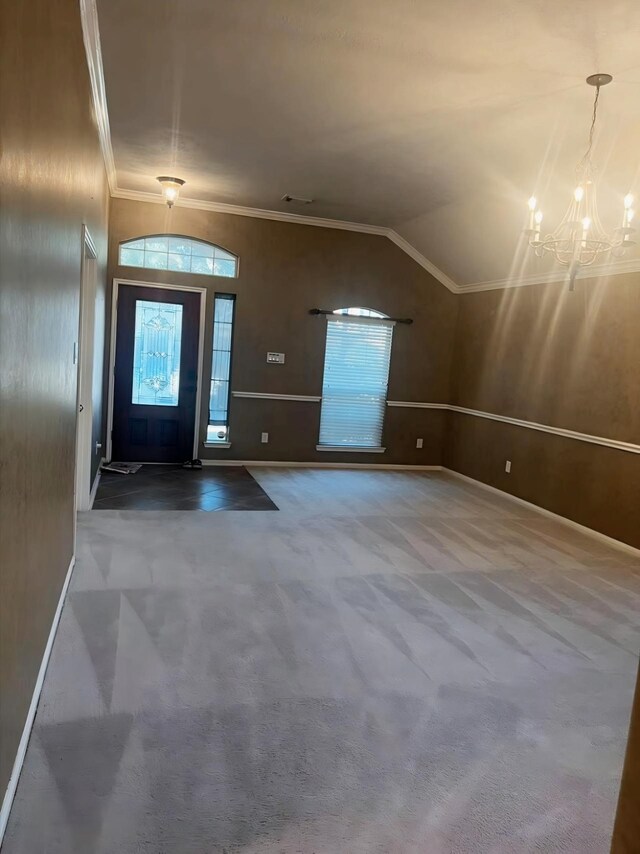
[3, 470, 639, 853]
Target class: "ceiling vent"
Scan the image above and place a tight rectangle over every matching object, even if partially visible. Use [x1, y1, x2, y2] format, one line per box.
[282, 194, 314, 205]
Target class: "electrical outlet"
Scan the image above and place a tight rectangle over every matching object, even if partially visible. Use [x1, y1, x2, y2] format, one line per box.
[505, 460, 512, 473]
[416, 438, 423, 449]
[261, 432, 269, 443]
[266, 352, 285, 364]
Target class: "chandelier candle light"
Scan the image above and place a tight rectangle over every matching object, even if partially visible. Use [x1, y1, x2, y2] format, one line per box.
[526, 74, 635, 289]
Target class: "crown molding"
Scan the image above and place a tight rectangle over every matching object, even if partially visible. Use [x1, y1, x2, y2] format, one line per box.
[79, 0, 117, 194]
[79, 1, 636, 296]
[385, 231, 459, 293]
[459, 256, 640, 293]
[111, 188, 389, 235]
[78, 0, 459, 294]
[111, 189, 460, 292]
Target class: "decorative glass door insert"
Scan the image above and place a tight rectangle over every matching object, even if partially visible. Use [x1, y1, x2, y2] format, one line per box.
[131, 299, 184, 406]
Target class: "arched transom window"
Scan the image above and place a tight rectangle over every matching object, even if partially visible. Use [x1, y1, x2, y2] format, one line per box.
[332, 307, 387, 318]
[119, 235, 238, 278]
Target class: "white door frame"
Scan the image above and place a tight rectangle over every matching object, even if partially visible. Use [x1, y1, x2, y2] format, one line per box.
[75, 226, 99, 513]
[106, 277, 207, 462]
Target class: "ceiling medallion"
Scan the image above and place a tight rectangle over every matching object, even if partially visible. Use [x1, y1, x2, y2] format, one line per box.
[526, 74, 635, 289]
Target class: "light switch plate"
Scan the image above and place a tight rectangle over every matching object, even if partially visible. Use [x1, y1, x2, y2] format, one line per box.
[505, 460, 511, 473]
[416, 438, 423, 449]
[266, 352, 285, 364]
[261, 432, 269, 443]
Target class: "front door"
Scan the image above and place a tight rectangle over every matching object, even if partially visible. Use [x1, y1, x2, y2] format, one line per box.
[112, 284, 201, 463]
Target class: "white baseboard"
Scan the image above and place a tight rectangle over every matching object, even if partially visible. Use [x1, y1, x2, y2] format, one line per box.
[0, 555, 76, 846]
[88, 461, 104, 510]
[203, 459, 443, 471]
[443, 468, 640, 558]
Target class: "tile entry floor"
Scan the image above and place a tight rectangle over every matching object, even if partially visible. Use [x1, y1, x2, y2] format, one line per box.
[93, 464, 278, 511]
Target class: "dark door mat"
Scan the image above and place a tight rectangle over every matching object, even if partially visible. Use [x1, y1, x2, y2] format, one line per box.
[92, 465, 278, 511]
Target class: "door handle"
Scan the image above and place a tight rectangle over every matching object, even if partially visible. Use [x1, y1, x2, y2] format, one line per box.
[79, 404, 84, 412]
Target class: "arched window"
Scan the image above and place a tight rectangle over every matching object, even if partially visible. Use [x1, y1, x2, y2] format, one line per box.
[119, 235, 238, 278]
[332, 307, 387, 318]
[319, 306, 394, 451]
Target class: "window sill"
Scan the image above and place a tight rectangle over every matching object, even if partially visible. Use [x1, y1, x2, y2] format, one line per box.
[316, 445, 386, 454]
[203, 442, 232, 449]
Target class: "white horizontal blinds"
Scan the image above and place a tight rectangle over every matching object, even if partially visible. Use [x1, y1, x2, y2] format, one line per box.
[319, 315, 394, 448]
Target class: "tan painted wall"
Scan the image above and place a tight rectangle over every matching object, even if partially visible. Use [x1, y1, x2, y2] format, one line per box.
[107, 198, 458, 465]
[445, 275, 640, 549]
[0, 0, 109, 794]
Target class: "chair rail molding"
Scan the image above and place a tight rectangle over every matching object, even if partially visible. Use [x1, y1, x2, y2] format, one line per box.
[387, 400, 449, 409]
[448, 405, 640, 454]
[386, 401, 640, 455]
[232, 391, 322, 402]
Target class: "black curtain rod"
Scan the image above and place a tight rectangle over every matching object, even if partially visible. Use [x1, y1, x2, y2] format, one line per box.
[309, 309, 413, 325]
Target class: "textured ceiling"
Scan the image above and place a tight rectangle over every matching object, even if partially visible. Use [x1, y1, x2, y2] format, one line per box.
[97, 0, 640, 285]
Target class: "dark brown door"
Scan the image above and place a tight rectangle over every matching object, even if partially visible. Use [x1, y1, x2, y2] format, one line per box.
[112, 285, 200, 463]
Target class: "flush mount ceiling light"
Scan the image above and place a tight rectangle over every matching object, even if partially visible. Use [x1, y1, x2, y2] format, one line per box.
[156, 176, 185, 208]
[526, 74, 635, 289]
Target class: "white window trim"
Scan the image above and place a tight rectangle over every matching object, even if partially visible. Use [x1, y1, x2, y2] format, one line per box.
[316, 445, 386, 453]
[203, 441, 232, 449]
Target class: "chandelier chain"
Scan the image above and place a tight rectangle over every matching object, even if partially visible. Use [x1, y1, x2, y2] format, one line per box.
[578, 85, 600, 172]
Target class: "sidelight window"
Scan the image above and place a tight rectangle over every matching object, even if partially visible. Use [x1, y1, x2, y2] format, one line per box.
[207, 294, 236, 443]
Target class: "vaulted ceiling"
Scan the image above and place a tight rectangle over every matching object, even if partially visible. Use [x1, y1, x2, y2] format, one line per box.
[96, 0, 640, 287]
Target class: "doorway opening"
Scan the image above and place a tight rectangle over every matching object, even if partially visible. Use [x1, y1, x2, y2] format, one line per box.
[75, 227, 99, 512]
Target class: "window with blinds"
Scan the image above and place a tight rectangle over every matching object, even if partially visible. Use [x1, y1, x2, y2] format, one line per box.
[318, 309, 394, 450]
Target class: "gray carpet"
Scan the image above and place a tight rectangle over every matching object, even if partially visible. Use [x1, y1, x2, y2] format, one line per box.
[4, 470, 639, 853]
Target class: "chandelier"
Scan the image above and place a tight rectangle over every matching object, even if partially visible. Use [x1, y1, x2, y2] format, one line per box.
[526, 74, 635, 289]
